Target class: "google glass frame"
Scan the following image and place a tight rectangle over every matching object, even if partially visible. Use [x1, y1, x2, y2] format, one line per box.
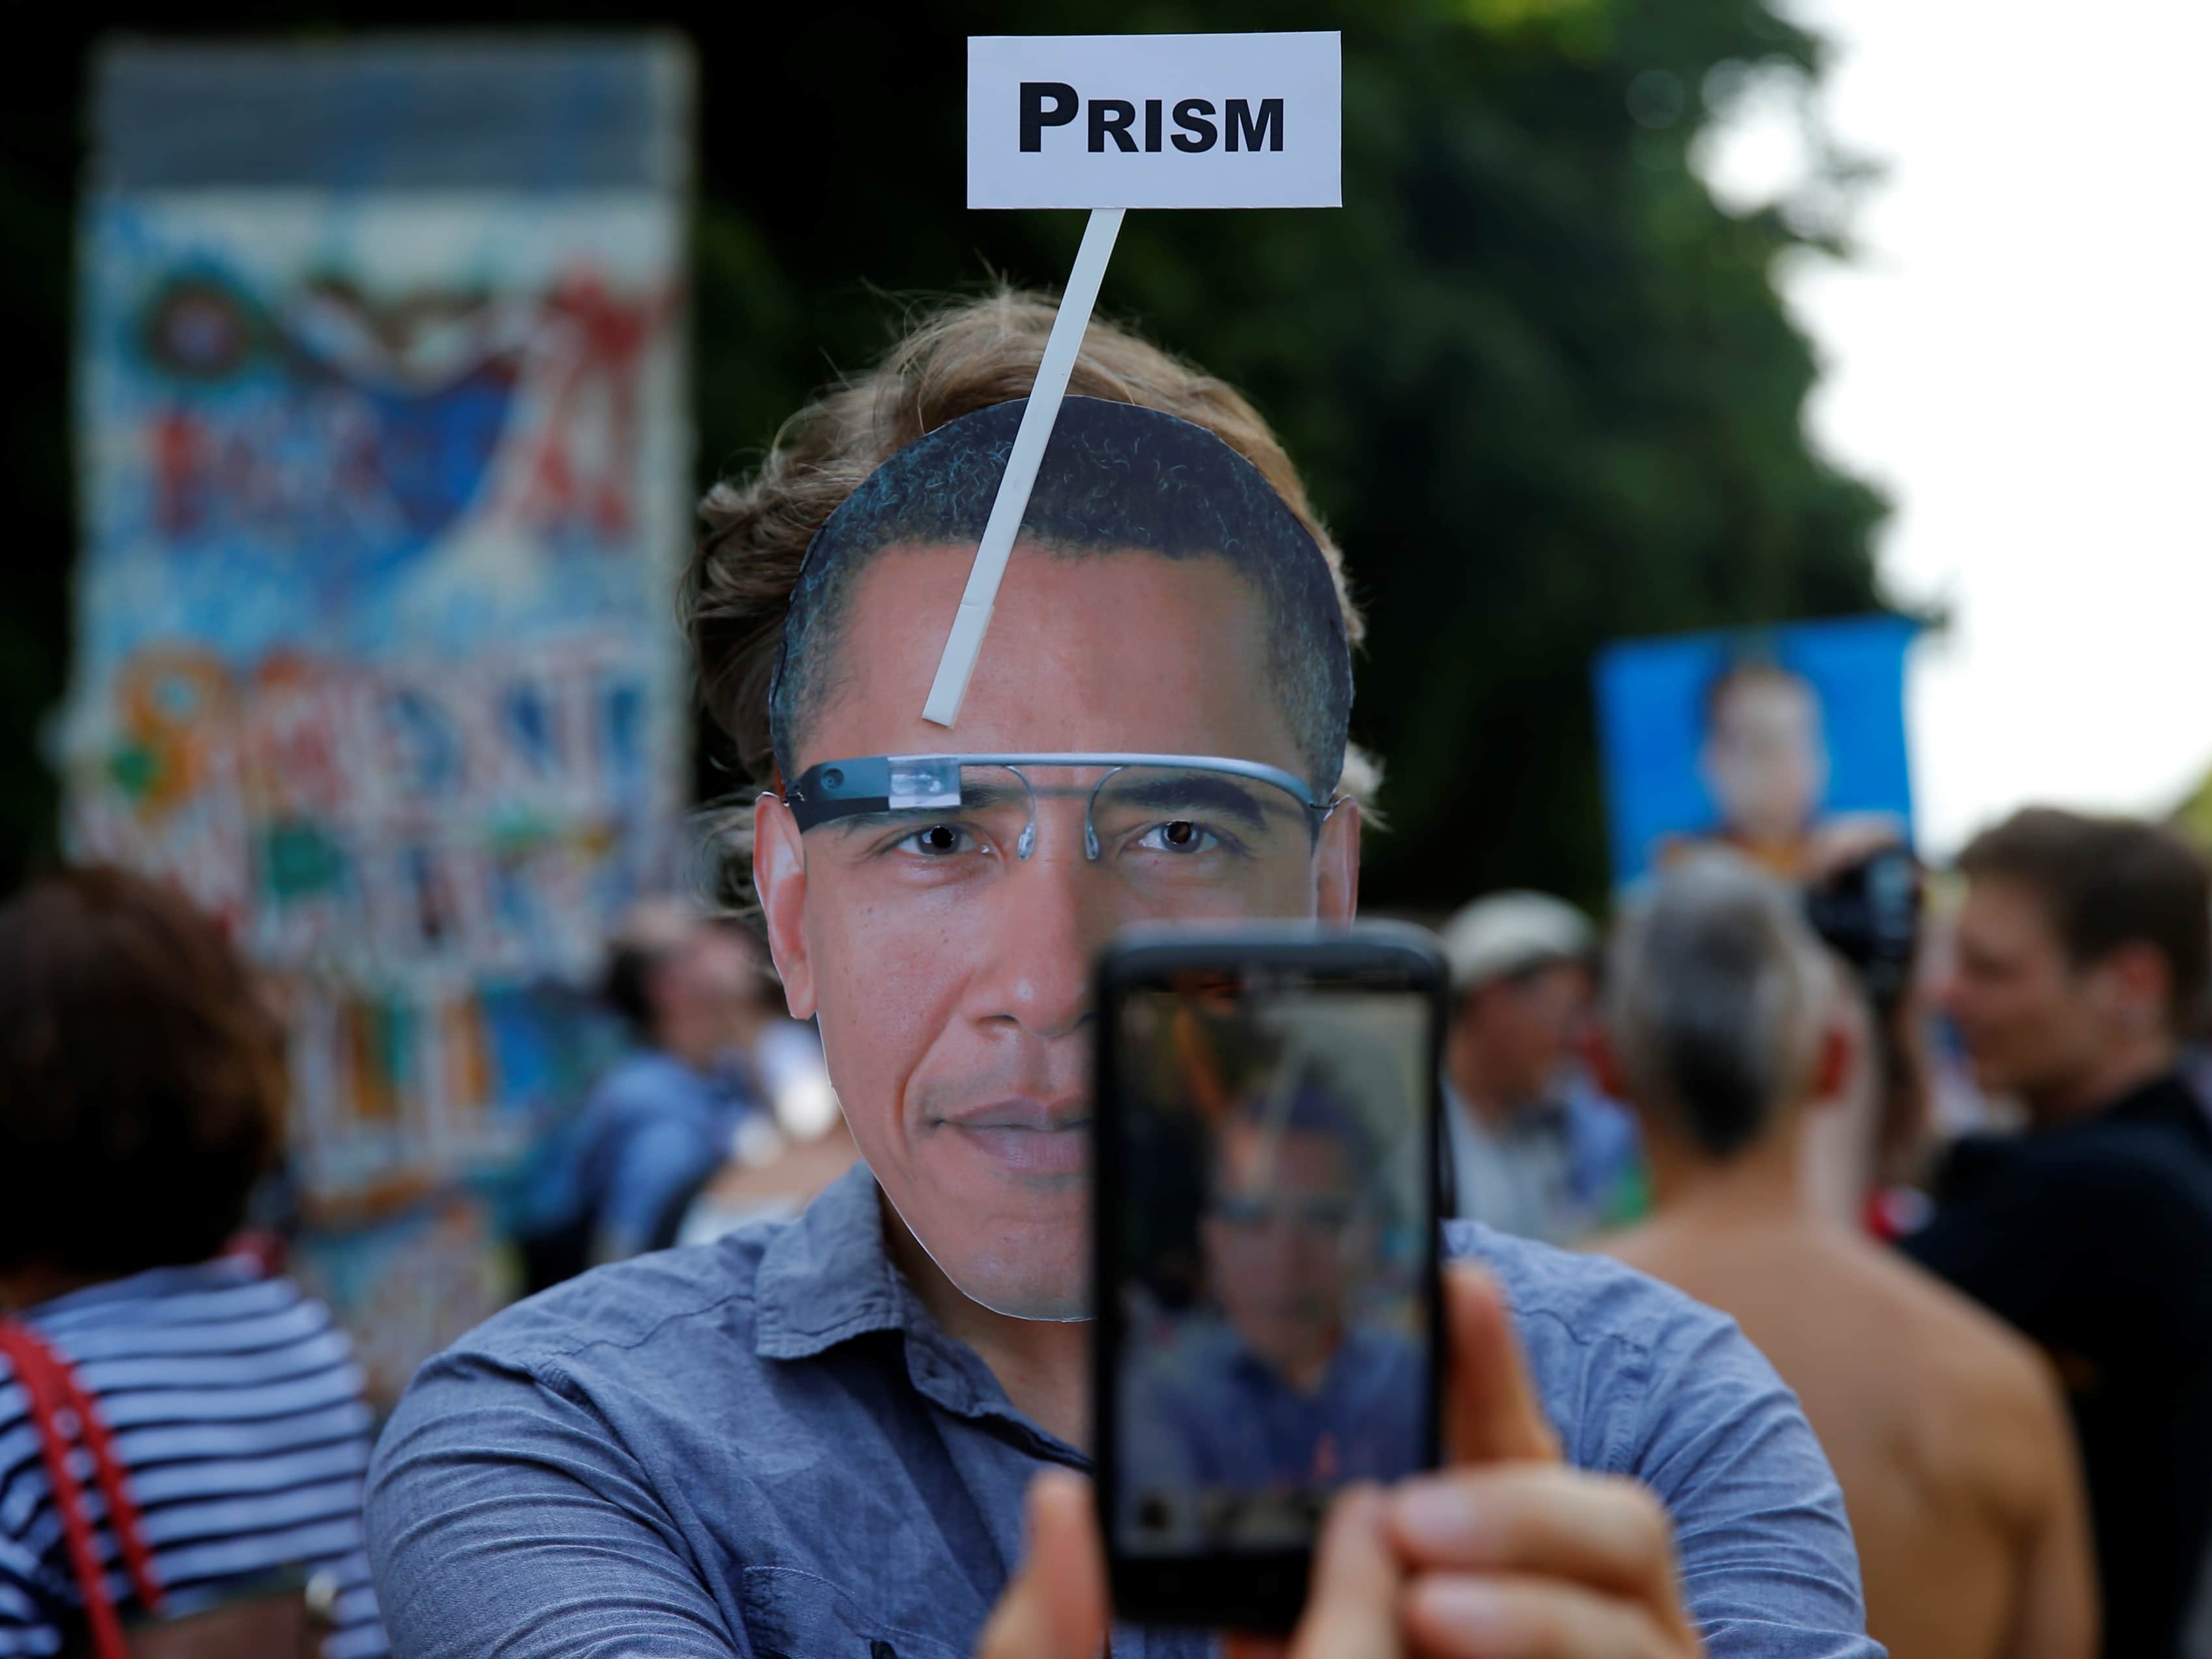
[781, 752, 1341, 861]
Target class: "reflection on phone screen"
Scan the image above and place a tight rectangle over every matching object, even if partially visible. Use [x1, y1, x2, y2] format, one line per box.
[1112, 983, 1432, 1557]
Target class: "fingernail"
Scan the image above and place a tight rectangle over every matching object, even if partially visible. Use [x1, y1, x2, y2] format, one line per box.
[1392, 1480, 1478, 1549]
[1416, 1578, 1507, 1638]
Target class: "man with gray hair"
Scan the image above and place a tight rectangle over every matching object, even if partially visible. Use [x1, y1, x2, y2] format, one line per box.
[1592, 854, 2095, 1659]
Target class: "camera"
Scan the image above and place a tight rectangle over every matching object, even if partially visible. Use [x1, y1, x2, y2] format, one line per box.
[1804, 845, 1922, 1010]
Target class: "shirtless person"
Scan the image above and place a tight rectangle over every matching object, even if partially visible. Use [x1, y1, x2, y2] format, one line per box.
[1594, 854, 2095, 1659]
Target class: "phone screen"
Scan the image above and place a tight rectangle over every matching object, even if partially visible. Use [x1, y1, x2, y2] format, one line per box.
[1095, 930, 1442, 1624]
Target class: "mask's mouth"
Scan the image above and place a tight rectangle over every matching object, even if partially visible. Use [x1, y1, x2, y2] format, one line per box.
[940, 1096, 1092, 1133]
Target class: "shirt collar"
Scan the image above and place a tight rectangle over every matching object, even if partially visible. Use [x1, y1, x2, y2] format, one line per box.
[749, 1159, 1085, 1463]
[21, 1255, 260, 1319]
[752, 1159, 908, 1360]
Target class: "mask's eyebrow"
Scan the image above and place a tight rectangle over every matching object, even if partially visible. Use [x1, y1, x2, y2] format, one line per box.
[1094, 772, 1287, 830]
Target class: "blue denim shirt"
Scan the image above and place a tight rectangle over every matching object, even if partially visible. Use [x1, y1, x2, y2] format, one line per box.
[1118, 1317, 1426, 1496]
[366, 1163, 1879, 1659]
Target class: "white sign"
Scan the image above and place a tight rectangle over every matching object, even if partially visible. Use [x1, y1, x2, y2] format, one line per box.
[966, 32, 1341, 211]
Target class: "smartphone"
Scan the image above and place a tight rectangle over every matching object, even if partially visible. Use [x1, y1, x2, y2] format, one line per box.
[1092, 921, 1448, 1632]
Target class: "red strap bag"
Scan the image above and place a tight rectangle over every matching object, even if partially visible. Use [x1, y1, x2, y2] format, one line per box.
[0, 1321, 166, 1659]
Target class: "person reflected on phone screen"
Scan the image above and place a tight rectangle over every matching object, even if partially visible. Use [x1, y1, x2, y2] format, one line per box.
[1121, 1073, 1422, 1551]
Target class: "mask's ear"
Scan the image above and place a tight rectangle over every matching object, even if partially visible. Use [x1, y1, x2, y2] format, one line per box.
[754, 793, 815, 1019]
[1315, 800, 1361, 923]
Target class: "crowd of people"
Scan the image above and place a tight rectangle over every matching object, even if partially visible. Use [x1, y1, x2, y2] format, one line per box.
[1, 286, 2208, 1659]
[1427, 809, 2212, 1659]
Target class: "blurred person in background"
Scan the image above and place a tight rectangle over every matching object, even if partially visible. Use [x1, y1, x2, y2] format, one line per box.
[670, 929, 854, 1244]
[1795, 839, 1940, 1236]
[520, 899, 802, 1286]
[1437, 889, 1643, 1241]
[1905, 807, 2212, 1659]
[1595, 853, 2095, 1659]
[0, 866, 387, 1658]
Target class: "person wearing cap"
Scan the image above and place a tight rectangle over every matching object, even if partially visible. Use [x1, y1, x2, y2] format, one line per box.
[1439, 890, 1645, 1242]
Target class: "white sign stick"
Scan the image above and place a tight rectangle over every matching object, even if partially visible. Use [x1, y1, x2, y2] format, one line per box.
[921, 203, 1124, 728]
[925, 31, 1338, 727]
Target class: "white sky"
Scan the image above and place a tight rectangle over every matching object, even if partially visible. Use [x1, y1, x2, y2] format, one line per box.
[1697, 0, 2212, 857]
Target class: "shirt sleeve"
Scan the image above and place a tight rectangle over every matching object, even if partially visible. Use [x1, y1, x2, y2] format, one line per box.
[366, 1347, 751, 1659]
[1617, 1306, 1883, 1659]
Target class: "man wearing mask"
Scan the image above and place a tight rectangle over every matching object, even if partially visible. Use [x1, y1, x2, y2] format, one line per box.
[1907, 807, 2212, 1658]
[366, 291, 1878, 1658]
[1438, 891, 1644, 1242]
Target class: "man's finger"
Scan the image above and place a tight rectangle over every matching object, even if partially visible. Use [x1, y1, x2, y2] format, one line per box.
[1290, 1485, 1405, 1659]
[1387, 1467, 1686, 1622]
[1223, 1486, 1403, 1659]
[1403, 1570, 1677, 1659]
[974, 1469, 1107, 1659]
[1444, 1262, 1561, 1466]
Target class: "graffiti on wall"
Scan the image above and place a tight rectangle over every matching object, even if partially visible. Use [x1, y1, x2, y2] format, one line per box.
[65, 190, 691, 1201]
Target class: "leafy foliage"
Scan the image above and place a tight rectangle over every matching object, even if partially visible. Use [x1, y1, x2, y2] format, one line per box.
[1, 0, 1885, 910]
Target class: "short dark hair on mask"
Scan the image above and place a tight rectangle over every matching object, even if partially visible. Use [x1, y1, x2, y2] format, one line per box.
[1959, 807, 2212, 1034]
[768, 397, 1351, 792]
[689, 289, 1366, 795]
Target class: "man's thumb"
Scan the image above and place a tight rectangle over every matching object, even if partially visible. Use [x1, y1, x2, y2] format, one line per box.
[1288, 1486, 1403, 1659]
[1444, 1261, 1561, 1465]
[976, 1471, 1108, 1659]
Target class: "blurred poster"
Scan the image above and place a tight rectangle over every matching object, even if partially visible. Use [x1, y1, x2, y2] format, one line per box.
[1592, 614, 1917, 886]
[61, 37, 693, 1241]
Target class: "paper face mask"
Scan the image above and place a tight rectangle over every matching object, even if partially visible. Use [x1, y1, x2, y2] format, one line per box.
[760, 395, 1360, 1322]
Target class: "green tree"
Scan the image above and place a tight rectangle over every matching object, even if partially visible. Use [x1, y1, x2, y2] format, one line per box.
[689, 0, 1887, 910]
[2, 0, 1885, 911]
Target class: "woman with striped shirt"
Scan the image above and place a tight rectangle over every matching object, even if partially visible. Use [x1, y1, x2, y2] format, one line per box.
[0, 867, 388, 1658]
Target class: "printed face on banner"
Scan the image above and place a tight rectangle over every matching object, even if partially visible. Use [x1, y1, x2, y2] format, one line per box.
[1592, 614, 1918, 886]
[755, 543, 1359, 1321]
[968, 33, 1341, 209]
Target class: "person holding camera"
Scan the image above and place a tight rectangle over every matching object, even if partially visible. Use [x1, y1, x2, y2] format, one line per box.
[364, 292, 1879, 1658]
[1906, 809, 2212, 1659]
[1592, 852, 2095, 1659]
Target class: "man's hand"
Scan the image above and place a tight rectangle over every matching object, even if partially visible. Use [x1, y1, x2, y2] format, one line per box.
[976, 1471, 1405, 1659]
[972, 1470, 1107, 1659]
[1386, 1263, 1702, 1658]
[976, 1263, 1704, 1659]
